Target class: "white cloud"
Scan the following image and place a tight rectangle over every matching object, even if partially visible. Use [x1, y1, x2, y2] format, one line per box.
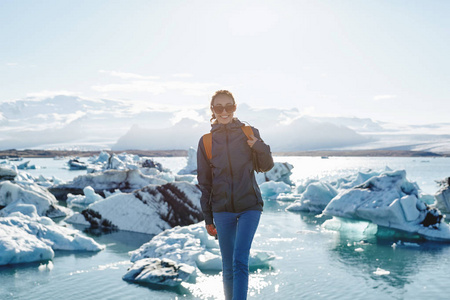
[172, 73, 193, 78]
[373, 95, 397, 101]
[6, 63, 18, 66]
[26, 90, 81, 98]
[92, 80, 219, 97]
[99, 70, 160, 80]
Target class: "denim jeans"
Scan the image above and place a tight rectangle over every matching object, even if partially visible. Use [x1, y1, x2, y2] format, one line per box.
[213, 210, 261, 300]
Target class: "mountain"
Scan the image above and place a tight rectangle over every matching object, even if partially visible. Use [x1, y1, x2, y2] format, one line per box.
[1, 95, 449, 153]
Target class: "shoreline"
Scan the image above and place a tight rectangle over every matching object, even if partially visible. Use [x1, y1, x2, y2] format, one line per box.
[0, 149, 448, 158]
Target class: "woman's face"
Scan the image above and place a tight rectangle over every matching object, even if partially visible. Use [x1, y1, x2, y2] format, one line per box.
[212, 94, 236, 125]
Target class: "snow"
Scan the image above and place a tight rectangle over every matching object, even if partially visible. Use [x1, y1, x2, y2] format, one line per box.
[0, 212, 104, 265]
[66, 181, 203, 235]
[124, 221, 275, 286]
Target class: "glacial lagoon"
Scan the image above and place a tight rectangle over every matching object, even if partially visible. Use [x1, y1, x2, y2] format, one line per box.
[1, 156, 450, 300]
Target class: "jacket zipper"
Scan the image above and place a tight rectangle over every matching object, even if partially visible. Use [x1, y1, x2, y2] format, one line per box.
[225, 126, 235, 212]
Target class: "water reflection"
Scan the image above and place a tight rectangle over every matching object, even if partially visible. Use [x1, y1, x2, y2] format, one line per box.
[326, 220, 450, 291]
[71, 224, 154, 253]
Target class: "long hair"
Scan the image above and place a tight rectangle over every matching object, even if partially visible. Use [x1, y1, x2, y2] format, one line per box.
[210, 90, 236, 124]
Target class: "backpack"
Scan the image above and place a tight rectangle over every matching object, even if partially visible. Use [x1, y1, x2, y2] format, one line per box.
[202, 125, 261, 172]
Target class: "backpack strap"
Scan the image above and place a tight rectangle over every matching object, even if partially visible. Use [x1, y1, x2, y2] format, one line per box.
[202, 126, 254, 161]
[241, 125, 254, 140]
[202, 133, 213, 160]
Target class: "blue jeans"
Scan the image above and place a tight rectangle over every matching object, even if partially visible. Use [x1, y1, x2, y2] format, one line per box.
[213, 210, 261, 300]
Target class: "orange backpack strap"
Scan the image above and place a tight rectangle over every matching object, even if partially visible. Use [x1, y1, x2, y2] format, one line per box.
[202, 133, 213, 160]
[241, 125, 254, 140]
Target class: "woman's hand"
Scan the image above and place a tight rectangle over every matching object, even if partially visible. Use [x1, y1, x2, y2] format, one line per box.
[206, 224, 217, 236]
[247, 134, 258, 148]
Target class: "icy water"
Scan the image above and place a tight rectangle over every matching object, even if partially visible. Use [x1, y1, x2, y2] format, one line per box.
[1, 156, 450, 300]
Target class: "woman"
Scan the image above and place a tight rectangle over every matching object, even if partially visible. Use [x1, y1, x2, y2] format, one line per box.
[197, 90, 274, 300]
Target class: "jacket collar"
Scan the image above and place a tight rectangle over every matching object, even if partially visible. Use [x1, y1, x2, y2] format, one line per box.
[211, 118, 244, 133]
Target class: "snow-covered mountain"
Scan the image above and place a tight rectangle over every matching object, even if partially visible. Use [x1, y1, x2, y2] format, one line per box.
[1, 95, 449, 153]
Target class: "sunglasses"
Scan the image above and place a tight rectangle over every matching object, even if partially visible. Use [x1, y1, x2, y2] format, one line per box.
[211, 104, 236, 114]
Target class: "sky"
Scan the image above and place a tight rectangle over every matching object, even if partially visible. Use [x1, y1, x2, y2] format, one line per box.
[1, 0, 449, 125]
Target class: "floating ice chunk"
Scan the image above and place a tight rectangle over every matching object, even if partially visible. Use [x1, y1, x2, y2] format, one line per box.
[286, 181, 338, 212]
[0, 181, 68, 218]
[38, 261, 54, 271]
[0, 202, 39, 218]
[0, 221, 54, 265]
[0, 165, 17, 181]
[123, 257, 196, 286]
[322, 217, 378, 237]
[255, 162, 294, 185]
[276, 193, 301, 202]
[66, 211, 89, 225]
[354, 248, 364, 252]
[89, 151, 111, 164]
[435, 177, 450, 213]
[259, 181, 292, 200]
[14, 172, 64, 189]
[391, 240, 420, 249]
[17, 161, 37, 170]
[103, 189, 123, 198]
[175, 174, 197, 183]
[296, 178, 319, 194]
[127, 222, 275, 287]
[66, 186, 104, 207]
[373, 268, 390, 276]
[49, 169, 167, 200]
[323, 170, 450, 241]
[66, 182, 203, 234]
[400, 195, 420, 221]
[178, 147, 197, 175]
[0, 213, 104, 265]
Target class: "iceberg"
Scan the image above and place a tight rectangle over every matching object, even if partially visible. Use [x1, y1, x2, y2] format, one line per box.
[14, 171, 65, 189]
[87, 151, 144, 173]
[177, 147, 197, 175]
[323, 170, 450, 241]
[286, 181, 338, 212]
[124, 222, 275, 286]
[434, 177, 450, 213]
[255, 162, 294, 185]
[259, 181, 292, 200]
[49, 169, 167, 200]
[0, 211, 104, 266]
[0, 165, 17, 181]
[0, 181, 69, 218]
[123, 257, 196, 287]
[68, 159, 88, 170]
[66, 181, 203, 234]
[66, 186, 104, 208]
[17, 161, 37, 170]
